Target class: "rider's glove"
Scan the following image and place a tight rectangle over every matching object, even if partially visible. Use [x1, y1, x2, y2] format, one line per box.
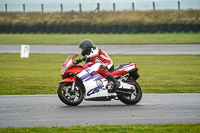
[82, 56, 88, 62]
[75, 59, 82, 64]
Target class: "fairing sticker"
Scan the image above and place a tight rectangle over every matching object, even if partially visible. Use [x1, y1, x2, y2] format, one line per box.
[116, 64, 135, 72]
[80, 71, 104, 81]
[87, 85, 106, 96]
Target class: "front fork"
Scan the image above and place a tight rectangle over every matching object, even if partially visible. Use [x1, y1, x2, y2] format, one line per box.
[71, 80, 76, 92]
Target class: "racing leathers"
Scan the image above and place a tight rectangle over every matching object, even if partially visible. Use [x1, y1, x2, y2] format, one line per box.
[83, 46, 120, 89]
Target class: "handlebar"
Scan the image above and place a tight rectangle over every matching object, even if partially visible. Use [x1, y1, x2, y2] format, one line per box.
[74, 56, 89, 65]
[74, 58, 83, 65]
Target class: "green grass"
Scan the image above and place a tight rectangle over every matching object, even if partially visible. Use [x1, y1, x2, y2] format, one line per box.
[0, 33, 200, 45]
[0, 124, 200, 133]
[0, 53, 200, 95]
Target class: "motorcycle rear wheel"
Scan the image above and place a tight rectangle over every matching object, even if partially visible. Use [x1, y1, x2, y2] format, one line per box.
[57, 82, 84, 106]
[118, 79, 142, 105]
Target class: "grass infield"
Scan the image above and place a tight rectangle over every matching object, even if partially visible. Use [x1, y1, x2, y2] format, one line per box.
[0, 124, 200, 133]
[0, 53, 199, 95]
[0, 33, 200, 45]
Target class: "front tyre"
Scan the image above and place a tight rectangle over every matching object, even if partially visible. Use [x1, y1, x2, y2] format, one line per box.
[57, 82, 84, 106]
[118, 79, 142, 105]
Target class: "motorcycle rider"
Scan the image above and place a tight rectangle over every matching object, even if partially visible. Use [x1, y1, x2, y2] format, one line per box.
[78, 39, 120, 91]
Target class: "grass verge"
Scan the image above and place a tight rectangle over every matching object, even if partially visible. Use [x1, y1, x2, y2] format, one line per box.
[0, 124, 200, 133]
[1, 10, 200, 25]
[0, 33, 200, 45]
[0, 53, 200, 95]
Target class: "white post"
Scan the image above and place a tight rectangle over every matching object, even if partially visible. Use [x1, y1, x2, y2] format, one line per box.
[20, 45, 30, 58]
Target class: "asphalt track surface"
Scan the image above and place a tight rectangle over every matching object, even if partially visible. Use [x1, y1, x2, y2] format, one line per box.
[0, 44, 200, 54]
[0, 94, 200, 127]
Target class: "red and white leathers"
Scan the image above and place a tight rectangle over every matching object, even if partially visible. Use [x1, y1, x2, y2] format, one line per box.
[86, 47, 114, 78]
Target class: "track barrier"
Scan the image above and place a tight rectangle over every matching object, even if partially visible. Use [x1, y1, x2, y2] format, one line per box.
[0, 24, 199, 34]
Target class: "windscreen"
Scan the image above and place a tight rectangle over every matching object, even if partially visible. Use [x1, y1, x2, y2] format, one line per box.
[64, 54, 78, 64]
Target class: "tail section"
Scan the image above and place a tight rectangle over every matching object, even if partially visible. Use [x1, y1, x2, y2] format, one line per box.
[111, 63, 136, 78]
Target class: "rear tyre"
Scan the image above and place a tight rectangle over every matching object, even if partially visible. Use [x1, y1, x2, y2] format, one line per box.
[118, 79, 142, 105]
[57, 82, 84, 106]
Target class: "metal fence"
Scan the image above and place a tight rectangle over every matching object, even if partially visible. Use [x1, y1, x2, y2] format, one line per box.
[1, 1, 200, 12]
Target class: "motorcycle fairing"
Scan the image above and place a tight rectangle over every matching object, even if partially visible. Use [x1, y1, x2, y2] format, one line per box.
[77, 63, 116, 100]
[61, 58, 73, 79]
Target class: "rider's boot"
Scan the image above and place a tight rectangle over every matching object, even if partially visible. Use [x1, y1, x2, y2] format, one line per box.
[107, 74, 120, 91]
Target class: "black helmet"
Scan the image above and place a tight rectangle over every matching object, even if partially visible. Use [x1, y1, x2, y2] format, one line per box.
[79, 39, 94, 56]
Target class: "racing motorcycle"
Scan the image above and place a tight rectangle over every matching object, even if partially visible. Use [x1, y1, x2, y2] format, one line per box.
[57, 54, 142, 106]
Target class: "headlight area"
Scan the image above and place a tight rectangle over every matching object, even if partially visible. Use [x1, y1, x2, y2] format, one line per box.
[61, 66, 67, 75]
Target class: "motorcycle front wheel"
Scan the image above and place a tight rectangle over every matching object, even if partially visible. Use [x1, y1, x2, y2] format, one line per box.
[57, 82, 84, 106]
[118, 79, 142, 105]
